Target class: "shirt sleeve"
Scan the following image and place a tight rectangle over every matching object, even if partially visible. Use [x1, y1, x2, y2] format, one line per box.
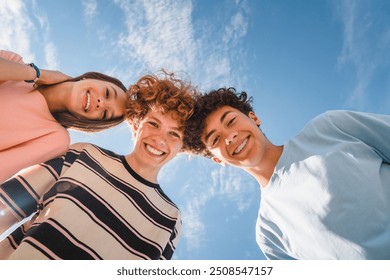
[160, 213, 182, 260]
[256, 223, 297, 260]
[0, 156, 65, 228]
[0, 129, 70, 184]
[324, 110, 390, 163]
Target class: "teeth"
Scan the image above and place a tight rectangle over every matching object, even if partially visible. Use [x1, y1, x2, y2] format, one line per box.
[234, 137, 248, 154]
[146, 144, 164, 156]
[84, 93, 91, 111]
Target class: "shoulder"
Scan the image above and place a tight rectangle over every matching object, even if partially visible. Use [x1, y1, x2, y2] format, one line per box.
[310, 110, 372, 124]
[309, 110, 348, 124]
[68, 142, 119, 159]
[63, 143, 101, 166]
[310, 110, 386, 131]
[49, 127, 70, 152]
[301, 110, 354, 133]
[69, 142, 98, 153]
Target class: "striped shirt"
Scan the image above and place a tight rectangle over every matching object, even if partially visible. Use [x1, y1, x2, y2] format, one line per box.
[0, 143, 182, 260]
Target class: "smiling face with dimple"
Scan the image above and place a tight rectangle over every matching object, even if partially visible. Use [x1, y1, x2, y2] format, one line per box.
[202, 105, 269, 169]
[130, 109, 184, 174]
[66, 78, 127, 121]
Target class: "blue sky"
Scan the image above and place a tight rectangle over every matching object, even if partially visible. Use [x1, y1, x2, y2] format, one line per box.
[1, 0, 389, 260]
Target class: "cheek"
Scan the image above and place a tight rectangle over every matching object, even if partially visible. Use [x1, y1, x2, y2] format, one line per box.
[171, 139, 183, 152]
[113, 101, 126, 117]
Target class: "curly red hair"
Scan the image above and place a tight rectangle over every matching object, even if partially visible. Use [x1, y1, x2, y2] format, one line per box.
[126, 71, 198, 150]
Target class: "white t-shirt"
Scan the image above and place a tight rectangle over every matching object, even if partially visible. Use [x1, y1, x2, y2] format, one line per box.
[257, 110, 390, 259]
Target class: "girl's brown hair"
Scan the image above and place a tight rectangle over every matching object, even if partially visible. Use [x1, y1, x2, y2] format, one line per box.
[39, 72, 128, 132]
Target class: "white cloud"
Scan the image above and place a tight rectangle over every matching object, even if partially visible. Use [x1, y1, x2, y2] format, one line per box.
[223, 8, 249, 45]
[160, 156, 258, 253]
[0, 0, 60, 69]
[29, 4, 60, 69]
[114, 0, 196, 73]
[334, 0, 390, 110]
[82, 0, 98, 24]
[0, 0, 34, 60]
[44, 42, 59, 70]
[113, 0, 251, 91]
[210, 165, 258, 213]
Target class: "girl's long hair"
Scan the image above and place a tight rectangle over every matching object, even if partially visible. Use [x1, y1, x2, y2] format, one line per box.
[39, 72, 128, 132]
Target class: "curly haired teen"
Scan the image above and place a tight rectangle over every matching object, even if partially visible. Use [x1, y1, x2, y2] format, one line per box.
[185, 87, 390, 260]
[0, 72, 197, 260]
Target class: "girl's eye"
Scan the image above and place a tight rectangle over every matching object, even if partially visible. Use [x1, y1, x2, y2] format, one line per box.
[105, 89, 110, 98]
[102, 110, 107, 120]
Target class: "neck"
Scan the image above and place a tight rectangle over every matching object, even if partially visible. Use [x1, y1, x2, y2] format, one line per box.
[38, 82, 71, 113]
[245, 144, 284, 188]
[124, 153, 160, 184]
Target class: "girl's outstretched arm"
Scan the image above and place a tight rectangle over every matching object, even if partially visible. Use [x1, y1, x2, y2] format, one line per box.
[0, 50, 71, 85]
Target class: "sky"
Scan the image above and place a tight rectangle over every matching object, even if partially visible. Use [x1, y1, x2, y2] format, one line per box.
[1, 0, 389, 260]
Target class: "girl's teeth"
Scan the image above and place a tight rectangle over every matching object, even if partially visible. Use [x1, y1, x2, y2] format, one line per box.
[84, 93, 91, 111]
[146, 144, 164, 156]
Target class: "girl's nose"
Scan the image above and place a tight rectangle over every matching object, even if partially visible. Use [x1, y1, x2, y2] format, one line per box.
[96, 98, 104, 109]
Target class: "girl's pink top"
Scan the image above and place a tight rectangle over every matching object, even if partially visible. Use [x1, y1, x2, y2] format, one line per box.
[0, 50, 70, 183]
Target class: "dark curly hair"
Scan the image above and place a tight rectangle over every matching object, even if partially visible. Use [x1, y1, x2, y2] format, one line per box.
[126, 71, 198, 151]
[184, 87, 253, 157]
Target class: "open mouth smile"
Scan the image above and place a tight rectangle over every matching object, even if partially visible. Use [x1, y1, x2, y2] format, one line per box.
[233, 136, 249, 155]
[145, 144, 166, 156]
[84, 92, 91, 112]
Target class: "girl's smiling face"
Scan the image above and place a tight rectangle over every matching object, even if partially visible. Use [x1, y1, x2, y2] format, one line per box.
[67, 79, 127, 121]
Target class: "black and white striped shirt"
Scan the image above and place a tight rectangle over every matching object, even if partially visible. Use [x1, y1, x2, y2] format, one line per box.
[0, 143, 182, 260]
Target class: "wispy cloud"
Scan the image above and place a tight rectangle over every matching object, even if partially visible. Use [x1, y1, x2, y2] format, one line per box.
[159, 155, 258, 254]
[114, 0, 196, 74]
[0, 0, 60, 69]
[223, 0, 249, 45]
[334, 0, 390, 111]
[30, 2, 60, 69]
[0, 0, 34, 60]
[82, 0, 98, 24]
[113, 0, 251, 90]
[183, 164, 258, 253]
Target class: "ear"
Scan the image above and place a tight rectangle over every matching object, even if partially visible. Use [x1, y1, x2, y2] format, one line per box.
[248, 111, 261, 126]
[130, 123, 139, 138]
[212, 156, 226, 167]
[132, 123, 139, 132]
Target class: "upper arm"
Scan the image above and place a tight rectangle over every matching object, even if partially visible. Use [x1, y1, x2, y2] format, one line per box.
[0, 130, 69, 183]
[0, 156, 65, 237]
[326, 110, 390, 163]
[160, 212, 182, 260]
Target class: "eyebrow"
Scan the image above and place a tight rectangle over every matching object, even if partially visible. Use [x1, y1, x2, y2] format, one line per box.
[109, 86, 118, 120]
[150, 116, 182, 132]
[204, 110, 233, 143]
[111, 86, 118, 99]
